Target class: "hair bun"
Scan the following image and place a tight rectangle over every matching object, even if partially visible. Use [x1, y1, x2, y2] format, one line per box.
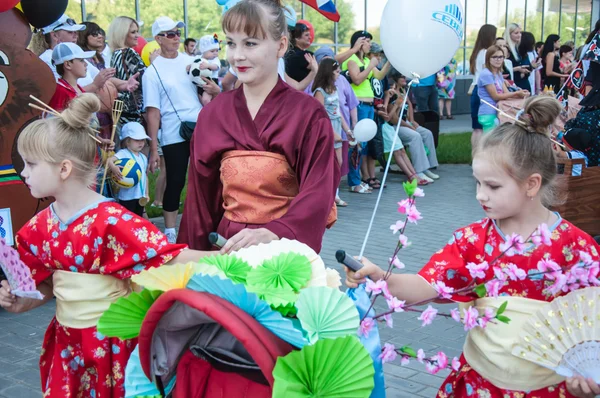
[518, 96, 562, 135]
[60, 93, 101, 130]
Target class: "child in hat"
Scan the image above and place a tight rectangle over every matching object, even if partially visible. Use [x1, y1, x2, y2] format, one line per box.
[108, 122, 151, 216]
[49, 42, 96, 111]
[198, 34, 222, 83]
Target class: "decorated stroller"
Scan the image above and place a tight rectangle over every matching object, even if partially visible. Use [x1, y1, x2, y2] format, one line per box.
[96, 239, 384, 397]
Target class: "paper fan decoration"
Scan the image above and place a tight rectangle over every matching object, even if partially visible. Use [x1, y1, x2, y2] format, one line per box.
[325, 268, 342, 289]
[187, 274, 307, 347]
[97, 289, 162, 339]
[125, 345, 175, 398]
[295, 286, 360, 344]
[234, 239, 332, 288]
[272, 335, 374, 397]
[131, 263, 209, 292]
[512, 287, 600, 382]
[246, 252, 312, 292]
[247, 284, 299, 317]
[0, 237, 43, 300]
[198, 254, 251, 284]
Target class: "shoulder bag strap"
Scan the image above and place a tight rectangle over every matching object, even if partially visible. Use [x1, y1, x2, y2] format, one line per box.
[151, 63, 183, 123]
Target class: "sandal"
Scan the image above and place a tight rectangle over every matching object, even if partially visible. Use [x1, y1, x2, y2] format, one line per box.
[350, 185, 371, 194]
[410, 174, 429, 186]
[370, 177, 387, 189]
[447, 115, 455, 120]
[363, 178, 382, 189]
[335, 198, 349, 207]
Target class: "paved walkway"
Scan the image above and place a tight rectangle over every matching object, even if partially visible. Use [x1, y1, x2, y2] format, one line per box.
[0, 164, 481, 398]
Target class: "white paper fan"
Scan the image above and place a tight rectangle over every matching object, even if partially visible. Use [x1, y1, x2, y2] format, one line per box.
[512, 287, 600, 382]
[233, 239, 330, 288]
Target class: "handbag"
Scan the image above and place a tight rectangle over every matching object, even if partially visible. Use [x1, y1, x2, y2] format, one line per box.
[152, 64, 197, 141]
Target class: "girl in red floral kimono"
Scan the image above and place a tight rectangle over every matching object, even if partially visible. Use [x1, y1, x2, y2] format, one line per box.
[0, 94, 209, 398]
[346, 96, 600, 398]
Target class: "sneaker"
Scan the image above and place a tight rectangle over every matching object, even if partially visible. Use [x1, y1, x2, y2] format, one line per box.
[417, 173, 434, 183]
[165, 230, 177, 244]
[424, 170, 440, 180]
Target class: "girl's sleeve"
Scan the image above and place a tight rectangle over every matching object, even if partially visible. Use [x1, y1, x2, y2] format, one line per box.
[96, 204, 186, 279]
[417, 229, 478, 302]
[15, 224, 52, 285]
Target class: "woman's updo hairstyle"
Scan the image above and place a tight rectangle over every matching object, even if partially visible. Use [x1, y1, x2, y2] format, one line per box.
[475, 96, 563, 207]
[17, 94, 101, 184]
[222, 0, 288, 42]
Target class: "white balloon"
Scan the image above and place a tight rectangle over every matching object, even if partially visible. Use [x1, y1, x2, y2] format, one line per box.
[380, 0, 464, 79]
[354, 118, 377, 142]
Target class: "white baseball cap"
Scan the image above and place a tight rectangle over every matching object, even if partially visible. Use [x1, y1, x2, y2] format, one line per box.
[52, 43, 96, 65]
[121, 122, 151, 141]
[152, 16, 185, 38]
[41, 15, 85, 35]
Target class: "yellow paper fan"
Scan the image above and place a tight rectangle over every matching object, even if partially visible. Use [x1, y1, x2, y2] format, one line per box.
[512, 287, 600, 382]
[131, 263, 224, 292]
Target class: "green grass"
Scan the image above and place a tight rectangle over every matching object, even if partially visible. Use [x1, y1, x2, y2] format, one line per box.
[144, 133, 472, 217]
[436, 132, 472, 164]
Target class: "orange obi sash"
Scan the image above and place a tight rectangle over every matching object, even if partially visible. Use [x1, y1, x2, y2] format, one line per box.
[220, 150, 337, 227]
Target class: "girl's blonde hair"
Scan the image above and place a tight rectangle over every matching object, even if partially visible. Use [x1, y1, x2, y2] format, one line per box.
[18, 94, 101, 185]
[222, 0, 288, 41]
[108, 16, 138, 50]
[475, 96, 564, 207]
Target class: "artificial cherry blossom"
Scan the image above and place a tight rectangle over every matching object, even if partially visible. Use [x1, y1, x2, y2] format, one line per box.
[390, 220, 406, 234]
[418, 305, 438, 326]
[499, 233, 526, 256]
[450, 308, 461, 323]
[462, 306, 479, 331]
[366, 279, 388, 295]
[432, 281, 454, 299]
[466, 261, 489, 279]
[380, 343, 397, 363]
[359, 318, 375, 338]
[532, 223, 552, 246]
[406, 206, 422, 224]
[387, 297, 406, 312]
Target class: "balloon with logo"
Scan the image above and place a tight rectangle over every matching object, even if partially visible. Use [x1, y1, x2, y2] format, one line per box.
[141, 41, 160, 67]
[297, 19, 314, 44]
[133, 36, 147, 56]
[380, 0, 463, 79]
[0, 0, 20, 13]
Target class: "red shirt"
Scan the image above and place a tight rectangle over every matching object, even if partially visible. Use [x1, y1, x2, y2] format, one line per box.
[48, 78, 84, 111]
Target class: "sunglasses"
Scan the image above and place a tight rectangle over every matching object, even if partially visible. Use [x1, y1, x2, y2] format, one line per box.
[157, 30, 181, 39]
[53, 18, 78, 31]
[89, 30, 105, 37]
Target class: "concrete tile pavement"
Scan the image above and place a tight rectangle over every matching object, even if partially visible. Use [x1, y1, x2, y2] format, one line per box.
[0, 164, 482, 397]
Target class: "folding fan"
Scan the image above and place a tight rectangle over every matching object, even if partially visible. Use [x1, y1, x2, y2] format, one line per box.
[0, 237, 43, 299]
[512, 287, 600, 382]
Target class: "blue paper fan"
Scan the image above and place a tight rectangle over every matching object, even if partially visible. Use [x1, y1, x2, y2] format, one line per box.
[124, 345, 175, 398]
[186, 274, 308, 348]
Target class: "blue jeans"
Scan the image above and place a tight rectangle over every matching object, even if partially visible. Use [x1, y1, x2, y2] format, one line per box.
[413, 85, 439, 113]
[347, 103, 375, 187]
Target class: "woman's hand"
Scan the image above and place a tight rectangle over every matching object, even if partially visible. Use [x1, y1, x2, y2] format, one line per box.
[201, 78, 221, 97]
[220, 228, 279, 254]
[566, 376, 600, 397]
[352, 37, 366, 54]
[305, 53, 318, 73]
[149, 48, 161, 64]
[345, 257, 385, 288]
[126, 72, 140, 92]
[0, 280, 22, 312]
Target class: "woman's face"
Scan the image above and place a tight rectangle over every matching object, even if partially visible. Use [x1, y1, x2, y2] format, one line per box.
[554, 39, 561, 50]
[86, 30, 105, 50]
[563, 50, 574, 60]
[126, 22, 140, 48]
[361, 38, 371, 54]
[510, 27, 522, 44]
[296, 30, 311, 49]
[490, 50, 505, 70]
[226, 29, 287, 86]
[333, 67, 340, 80]
[496, 39, 509, 57]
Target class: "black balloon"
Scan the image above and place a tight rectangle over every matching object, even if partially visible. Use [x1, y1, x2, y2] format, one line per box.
[20, 0, 68, 28]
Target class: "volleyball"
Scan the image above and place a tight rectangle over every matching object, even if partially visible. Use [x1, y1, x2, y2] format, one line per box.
[113, 158, 141, 188]
[188, 58, 213, 87]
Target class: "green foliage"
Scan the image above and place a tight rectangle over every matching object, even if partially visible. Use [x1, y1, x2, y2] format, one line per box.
[497, 300, 508, 316]
[436, 132, 473, 165]
[474, 284, 487, 298]
[399, 345, 417, 357]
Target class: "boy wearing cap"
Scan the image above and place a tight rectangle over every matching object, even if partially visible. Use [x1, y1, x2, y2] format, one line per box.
[48, 42, 97, 111]
[109, 122, 151, 216]
[198, 34, 222, 81]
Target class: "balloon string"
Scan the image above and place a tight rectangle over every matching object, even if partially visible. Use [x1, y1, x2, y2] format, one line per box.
[358, 79, 416, 260]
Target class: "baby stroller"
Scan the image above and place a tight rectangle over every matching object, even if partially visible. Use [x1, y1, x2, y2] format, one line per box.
[137, 288, 294, 397]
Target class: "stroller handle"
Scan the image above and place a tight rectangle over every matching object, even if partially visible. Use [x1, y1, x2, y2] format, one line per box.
[209, 232, 228, 249]
[335, 250, 364, 272]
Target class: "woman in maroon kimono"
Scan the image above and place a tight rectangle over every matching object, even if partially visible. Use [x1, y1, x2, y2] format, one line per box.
[178, 0, 339, 253]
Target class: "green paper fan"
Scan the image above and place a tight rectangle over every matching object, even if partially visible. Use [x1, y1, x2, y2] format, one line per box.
[295, 286, 360, 344]
[272, 335, 374, 397]
[198, 254, 251, 284]
[246, 252, 312, 292]
[97, 289, 162, 339]
[247, 284, 298, 317]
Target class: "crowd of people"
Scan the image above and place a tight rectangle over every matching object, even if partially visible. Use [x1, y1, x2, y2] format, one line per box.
[1, 1, 600, 397]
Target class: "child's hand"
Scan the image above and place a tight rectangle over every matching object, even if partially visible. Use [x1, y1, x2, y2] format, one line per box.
[199, 62, 209, 70]
[566, 376, 600, 398]
[110, 164, 123, 180]
[345, 257, 384, 288]
[0, 280, 20, 312]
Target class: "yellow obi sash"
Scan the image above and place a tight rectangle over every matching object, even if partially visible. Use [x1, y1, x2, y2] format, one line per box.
[220, 150, 337, 227]
[461, 296, 565, 391]
[53, 271, 131, 329]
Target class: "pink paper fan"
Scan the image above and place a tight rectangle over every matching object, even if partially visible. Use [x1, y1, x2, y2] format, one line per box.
[0, 238, 43, 299]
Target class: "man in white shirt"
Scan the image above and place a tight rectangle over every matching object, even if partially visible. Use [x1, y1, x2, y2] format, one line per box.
[143, 16, 220, 243]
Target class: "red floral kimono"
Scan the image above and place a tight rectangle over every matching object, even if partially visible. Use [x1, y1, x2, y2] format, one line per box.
[15, 199, 186, 397]
[418, 217, 600, 398]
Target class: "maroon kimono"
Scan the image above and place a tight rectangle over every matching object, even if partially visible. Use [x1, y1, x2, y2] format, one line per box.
[178, 78, 340, 252]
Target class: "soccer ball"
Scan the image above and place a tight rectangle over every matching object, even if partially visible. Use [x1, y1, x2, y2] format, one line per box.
[188, 58, 213, 87]
[113, 158, 141, 188]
